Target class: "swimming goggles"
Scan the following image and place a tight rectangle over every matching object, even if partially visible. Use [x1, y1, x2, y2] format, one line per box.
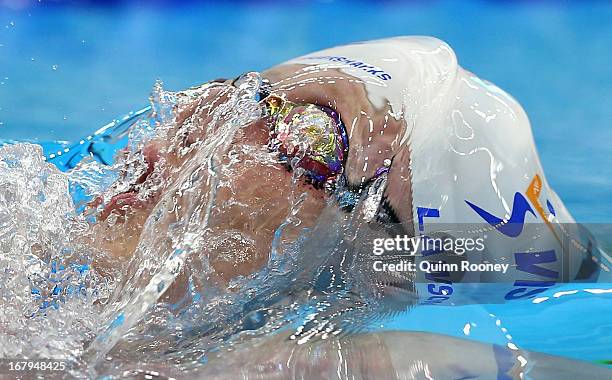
[261, 94, 349, 188]
[230, 73, 350, 188]
[234, 74, 396, 224]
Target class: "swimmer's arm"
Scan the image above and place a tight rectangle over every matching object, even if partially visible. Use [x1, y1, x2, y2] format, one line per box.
[196, 330, 612, 380]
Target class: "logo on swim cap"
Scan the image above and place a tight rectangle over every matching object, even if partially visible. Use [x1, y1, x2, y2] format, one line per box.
[302, 55, 392, 81]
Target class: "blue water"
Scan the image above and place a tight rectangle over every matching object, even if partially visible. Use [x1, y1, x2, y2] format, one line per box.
[1, 0, 610, 368]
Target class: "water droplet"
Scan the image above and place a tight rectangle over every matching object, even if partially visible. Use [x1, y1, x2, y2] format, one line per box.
[52, 65, 58, 71]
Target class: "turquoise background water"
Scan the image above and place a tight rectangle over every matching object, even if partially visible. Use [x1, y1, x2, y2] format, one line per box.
[1, 0, 610, 367]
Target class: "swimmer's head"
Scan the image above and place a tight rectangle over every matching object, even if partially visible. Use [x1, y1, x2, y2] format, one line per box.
[97, 74, 359, 284]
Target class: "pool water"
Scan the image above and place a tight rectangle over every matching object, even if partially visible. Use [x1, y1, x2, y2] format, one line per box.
[0, 0, 611, 376]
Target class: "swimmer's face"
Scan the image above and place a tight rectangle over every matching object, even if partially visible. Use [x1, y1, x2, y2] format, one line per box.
[97, 83, 328, 283]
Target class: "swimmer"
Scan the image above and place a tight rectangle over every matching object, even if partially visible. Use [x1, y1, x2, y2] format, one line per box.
[81, 36, 610, 379]
[92, 36, 602, 291]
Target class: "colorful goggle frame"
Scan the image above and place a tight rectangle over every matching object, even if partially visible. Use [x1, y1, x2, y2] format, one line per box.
[263, 95, 349, 187]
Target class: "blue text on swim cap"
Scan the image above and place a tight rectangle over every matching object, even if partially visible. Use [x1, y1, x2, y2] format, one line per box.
[302, 55, 392, 81]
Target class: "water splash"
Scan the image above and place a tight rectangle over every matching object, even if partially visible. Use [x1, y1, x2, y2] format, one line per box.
[84, 74, 267, 369]
[0, 74, 416, 378]
[0, 143, 110, 363]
